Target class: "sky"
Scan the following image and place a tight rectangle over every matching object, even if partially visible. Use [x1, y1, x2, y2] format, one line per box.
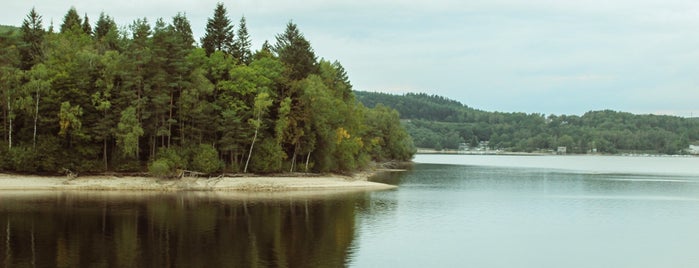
[2, 0, 699, 117]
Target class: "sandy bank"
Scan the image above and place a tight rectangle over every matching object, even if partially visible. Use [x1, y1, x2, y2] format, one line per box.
[0, 172, 397, 192]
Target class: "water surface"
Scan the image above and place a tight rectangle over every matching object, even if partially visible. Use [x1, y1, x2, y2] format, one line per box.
[2, 154, 699, 267]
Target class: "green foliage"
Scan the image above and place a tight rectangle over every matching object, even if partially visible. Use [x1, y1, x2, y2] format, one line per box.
[116, 107, 143, 158]
[274, 22, 318, 80]
[19, 8, 44, 70]
[60, 7, 83, 34]
[58, 101, 83, 137]
[357, 91, 699, 155]
[233, 16, 252, 65]
[0, 7, 415, 176]
[201, 3, 234, 56]
[156, 147, 187, 170]
[191, 144, 223, 174]
[149, 159, 174, 178]
[249, 139, 285, 173]
[8, 146, 39, 172]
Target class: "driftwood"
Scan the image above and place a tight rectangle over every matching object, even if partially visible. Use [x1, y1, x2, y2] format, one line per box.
[177, 169, 207, 178]
[61, 168, 77, 179]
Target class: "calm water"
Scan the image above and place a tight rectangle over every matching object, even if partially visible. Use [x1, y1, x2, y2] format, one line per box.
[2, 155, 699, 267]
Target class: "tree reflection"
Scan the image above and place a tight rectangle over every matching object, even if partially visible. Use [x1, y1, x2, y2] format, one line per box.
[0, 192, 369, 267]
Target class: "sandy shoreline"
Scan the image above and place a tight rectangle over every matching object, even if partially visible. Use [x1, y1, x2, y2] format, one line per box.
[0, 172, 397, 192]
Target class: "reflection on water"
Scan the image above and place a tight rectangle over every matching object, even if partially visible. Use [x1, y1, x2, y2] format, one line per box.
[352, 161, 699, 268]
[0, 192, 367, 267]
[3, 155, 699, 268]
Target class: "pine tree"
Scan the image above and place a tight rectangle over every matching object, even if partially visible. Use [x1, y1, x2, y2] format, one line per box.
[274, 21, 318, 80]
[172, 13, 195, 49]
[94, 13, 114, 40]
[20, 8, 45, 70]
[201, 3, 234, 56]
[60, 7, 82, 34]
[233, 16, 252, 65]
[94, 12, 120, 51]
[82, 13, 92, 35]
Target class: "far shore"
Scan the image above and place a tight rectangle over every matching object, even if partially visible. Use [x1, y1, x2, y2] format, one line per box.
[0, 171, 398, 192]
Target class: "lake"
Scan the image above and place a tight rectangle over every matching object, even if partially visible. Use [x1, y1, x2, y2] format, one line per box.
[2, 154, 699, 267]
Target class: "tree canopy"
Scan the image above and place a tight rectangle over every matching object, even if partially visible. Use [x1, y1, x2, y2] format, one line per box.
[0, 5, 415, 175]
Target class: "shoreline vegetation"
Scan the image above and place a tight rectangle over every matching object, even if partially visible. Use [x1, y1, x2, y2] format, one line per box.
[0, 169, 399, 192]
[0, 5, 417, 178]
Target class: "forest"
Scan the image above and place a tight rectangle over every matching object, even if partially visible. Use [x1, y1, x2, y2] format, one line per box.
[0, 4, 415, 175]
[356, 91, 699, 154]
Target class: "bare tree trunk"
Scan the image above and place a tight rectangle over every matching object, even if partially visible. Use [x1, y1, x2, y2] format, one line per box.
[244, 125, 259, 173]
[290, 144, 298, 173]
[33, 89, 40, 149]
[305, 151, 311, 173]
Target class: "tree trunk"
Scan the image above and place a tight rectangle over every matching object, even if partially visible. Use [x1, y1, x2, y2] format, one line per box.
[103, 138, 108, 170]
[290, 144, 298, 173]
[305, 151, 311, 173]
[168, 90, 174, 148]
[8, 98, 11, 149]
[33, 89, 40, 149]
[244, 124, 259, 173]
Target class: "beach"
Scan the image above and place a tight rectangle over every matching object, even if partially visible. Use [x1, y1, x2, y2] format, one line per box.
[0, 172, 397, 192]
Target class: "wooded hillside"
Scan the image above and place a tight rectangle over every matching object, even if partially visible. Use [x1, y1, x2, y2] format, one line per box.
[356, 91, 699, 154]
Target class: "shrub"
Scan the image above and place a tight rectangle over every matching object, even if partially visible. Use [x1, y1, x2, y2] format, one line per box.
[249, 139, 284, 173]
[149, 159, 175, 178]
[190, 144, 222, 174]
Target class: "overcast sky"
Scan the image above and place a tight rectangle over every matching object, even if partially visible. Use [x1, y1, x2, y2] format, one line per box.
[3, 0, 699, 116]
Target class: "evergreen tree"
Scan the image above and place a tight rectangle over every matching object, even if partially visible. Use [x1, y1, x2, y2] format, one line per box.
[274, 21, 318, 80]
[172, 13, 195, 49]
[201, 3, 234, 56]
[254, 40, 274, 60]
[93, 13, 120, 51]
[20, 8, 45, 70]
[60, 7, 82, 34]
[233, 16, 252, 65]
[82, 13, 92, 35]
[94, 13, 117, 40]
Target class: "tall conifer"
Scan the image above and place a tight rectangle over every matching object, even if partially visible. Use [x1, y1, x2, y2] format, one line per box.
[233, 16, 252, 64]
[20, 8, 45, 70]
[201, 3, 234, 56]
[60, 7, 82, 34]
[82, 13, 92, 35]
[274, 22, 318, 80]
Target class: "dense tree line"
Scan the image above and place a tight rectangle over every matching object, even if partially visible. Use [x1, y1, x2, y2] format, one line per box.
[0, 5, 415, 175]
[356, 91, 699, 154]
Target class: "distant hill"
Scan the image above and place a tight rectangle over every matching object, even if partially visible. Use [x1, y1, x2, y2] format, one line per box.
[355, 91, 699, 154]
[0, 25, 19, 34]
[0, 25, 20, 40]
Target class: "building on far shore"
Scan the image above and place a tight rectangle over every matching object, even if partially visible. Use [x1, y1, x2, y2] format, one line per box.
[557, 146, 567, 155]
[689, 145, 699, 155]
